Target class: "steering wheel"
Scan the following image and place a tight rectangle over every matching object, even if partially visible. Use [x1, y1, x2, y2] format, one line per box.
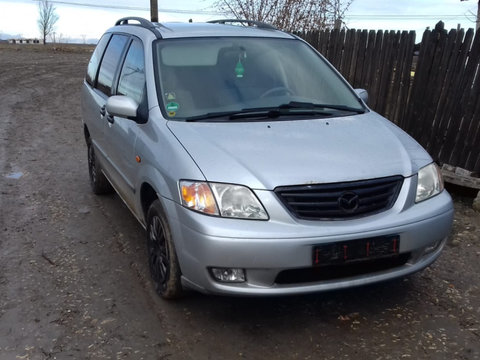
[260, 86, 294, 98]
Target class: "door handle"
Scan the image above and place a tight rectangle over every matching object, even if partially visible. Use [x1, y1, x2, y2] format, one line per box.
[107, 115, 115, 124]
[100, 105, 106, 117]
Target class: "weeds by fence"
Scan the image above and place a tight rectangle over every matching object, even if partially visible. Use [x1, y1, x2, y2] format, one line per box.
[300, 22, 480, 172]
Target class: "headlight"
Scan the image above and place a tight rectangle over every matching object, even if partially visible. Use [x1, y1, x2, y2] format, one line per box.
[210, 183, 268, 219]
[180, 181, 268, 220]
[415, 163, 444, 203]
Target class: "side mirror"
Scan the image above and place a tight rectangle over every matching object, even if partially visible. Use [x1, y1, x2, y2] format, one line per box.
[106, 95, 139, 120]
[354, 89, 368, 105]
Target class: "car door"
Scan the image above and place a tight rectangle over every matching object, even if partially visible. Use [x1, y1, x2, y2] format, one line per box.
[104, 37, 147, 210]
[91, 34, 130, 185]
[81, 33, 111, 164]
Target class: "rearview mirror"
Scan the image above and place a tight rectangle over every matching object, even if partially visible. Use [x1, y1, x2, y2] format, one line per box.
[354, 89, 368, 105]
[106, 95, 139, 120]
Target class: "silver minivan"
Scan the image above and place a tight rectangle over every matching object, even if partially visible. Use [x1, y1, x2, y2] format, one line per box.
[81, 17, 454, 298]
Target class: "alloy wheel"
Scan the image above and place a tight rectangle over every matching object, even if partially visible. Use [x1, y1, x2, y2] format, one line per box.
[148, 215, 170, 292]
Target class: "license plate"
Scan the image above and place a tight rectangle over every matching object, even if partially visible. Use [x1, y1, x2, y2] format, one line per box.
[312, 235, 400, 266]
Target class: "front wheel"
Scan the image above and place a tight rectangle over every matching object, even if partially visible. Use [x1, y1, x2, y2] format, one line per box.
[146, 200, 183, 299]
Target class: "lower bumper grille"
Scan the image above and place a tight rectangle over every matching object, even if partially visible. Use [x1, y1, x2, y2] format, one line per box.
[275, 253, 411, 284]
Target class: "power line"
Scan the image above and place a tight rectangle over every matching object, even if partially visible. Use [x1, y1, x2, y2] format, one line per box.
[28, 1, 476, 22]
[30, 0, 222, 15]
[346, 14, 472, 19]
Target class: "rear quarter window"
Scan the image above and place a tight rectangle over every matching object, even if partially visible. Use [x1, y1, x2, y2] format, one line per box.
[85, 34, 111, 86]
[96, 34, 129, 96]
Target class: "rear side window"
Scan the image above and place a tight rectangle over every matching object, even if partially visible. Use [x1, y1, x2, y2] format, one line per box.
[86, 34, 111, 86]
[117, 39, 145, 104]
[96, 34, 129, 96]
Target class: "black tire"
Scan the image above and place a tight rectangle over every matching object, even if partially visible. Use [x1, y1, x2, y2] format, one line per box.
[146, 200, 183, 299]
[87, 141, 113, 195]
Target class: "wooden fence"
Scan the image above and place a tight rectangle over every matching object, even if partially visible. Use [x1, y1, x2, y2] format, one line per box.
[300, 22, 480, 172]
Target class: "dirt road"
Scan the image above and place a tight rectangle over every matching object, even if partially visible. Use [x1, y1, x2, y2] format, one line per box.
[1, 45, 479, 360]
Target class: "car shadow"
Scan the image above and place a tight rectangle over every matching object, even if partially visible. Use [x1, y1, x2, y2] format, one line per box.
[162, 276, 418, 327]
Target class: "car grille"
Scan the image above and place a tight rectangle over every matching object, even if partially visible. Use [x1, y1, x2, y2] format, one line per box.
[274, 175, 404, 220]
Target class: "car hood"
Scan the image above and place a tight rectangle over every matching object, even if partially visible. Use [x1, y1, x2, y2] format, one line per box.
[167, 112, 432, 190]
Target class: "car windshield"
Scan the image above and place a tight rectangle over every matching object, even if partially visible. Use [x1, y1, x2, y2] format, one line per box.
[154, 37, 365, 121]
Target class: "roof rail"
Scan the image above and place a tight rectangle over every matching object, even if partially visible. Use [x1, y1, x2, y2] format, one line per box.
[207, 19, 277, 30]
[114, 17, 162, 38]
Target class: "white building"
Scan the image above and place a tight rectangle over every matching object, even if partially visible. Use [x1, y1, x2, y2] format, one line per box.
[8, 38, 44, 44]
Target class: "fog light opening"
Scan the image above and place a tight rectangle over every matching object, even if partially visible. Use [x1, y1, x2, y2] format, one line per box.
[424, 239, 442, 255]
[210, 268, 246, 283]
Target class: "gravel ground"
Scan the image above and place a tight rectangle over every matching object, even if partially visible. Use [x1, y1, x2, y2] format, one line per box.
[1, 44, 479, 360]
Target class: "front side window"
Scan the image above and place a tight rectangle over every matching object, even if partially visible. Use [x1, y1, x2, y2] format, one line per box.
[96, 34, 129, 96]
[117, 39, 145, 104]
[154, 37, 364, 120]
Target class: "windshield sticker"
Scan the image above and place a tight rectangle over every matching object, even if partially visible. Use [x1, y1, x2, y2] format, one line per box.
[235, 60, 244, 78]
[168, 111, 176, 117]
[165, 92, 176, 100]
[166, 102, 179, 112]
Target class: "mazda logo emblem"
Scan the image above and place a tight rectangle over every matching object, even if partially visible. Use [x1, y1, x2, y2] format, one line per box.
[338, 191, 359, 213]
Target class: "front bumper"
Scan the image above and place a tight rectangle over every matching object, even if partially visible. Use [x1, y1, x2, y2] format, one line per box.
[164, 182, 454, 296]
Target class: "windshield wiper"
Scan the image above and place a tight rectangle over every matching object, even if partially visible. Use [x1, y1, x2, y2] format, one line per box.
[184, 102, 365, 122]
[185, 106, 333, 122]
[185, 110, 242, 122]
[280, 101, 366, 114]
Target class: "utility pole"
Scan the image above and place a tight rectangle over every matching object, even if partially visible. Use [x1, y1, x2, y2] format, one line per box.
[477, 0, 480, 30]
[150, 0, 158, 22]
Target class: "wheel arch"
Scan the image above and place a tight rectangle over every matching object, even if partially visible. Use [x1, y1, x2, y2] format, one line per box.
[84, 124, 91, 144]
[140, 182, 159, 223]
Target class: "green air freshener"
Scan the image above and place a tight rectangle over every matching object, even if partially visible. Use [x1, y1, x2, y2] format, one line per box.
[235, 60, 245, 78]
[166, 102, 179, 112]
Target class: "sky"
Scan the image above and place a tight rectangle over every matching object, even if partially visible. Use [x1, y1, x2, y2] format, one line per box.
[0, 0, 478, 43]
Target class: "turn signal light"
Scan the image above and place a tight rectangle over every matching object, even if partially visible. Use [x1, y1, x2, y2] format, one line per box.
[180, 181, 218, 215]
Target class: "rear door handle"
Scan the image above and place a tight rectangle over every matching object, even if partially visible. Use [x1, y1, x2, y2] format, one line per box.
[107, 115, 115, 124]
[100, 105, 106, 117]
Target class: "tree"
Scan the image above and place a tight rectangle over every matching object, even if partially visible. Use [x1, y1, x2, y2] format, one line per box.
[38, 0, 59, 45]
[214, 0, 354, 32]
[460, 0, 480, 30]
